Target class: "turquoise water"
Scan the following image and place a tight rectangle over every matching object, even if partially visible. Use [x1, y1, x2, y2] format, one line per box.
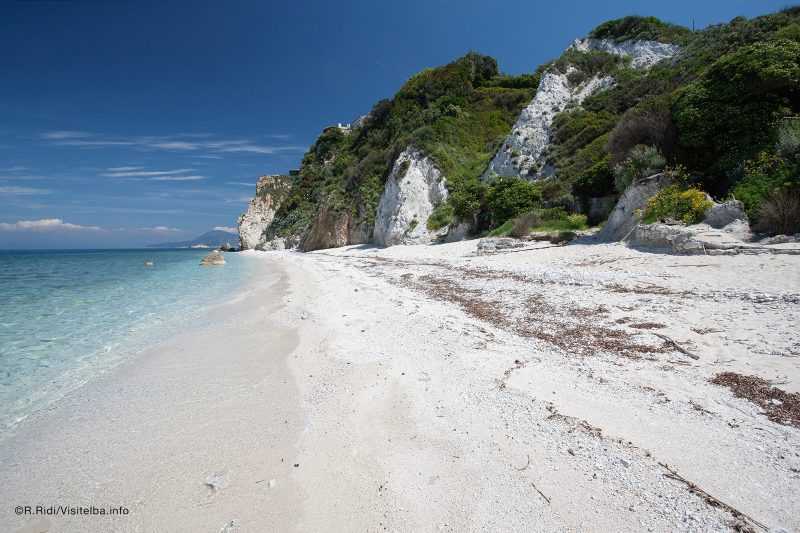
[0, 249, 255, 433]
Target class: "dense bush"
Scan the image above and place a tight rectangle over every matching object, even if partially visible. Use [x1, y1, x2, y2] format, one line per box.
[643, 185, 713, 224]
[673, 39, 800, 190]
[427, 203, 455, 230]
[485, 177, 542, 226]
[613, 145, 666, 192]
[607, 97, 677, 164]
[504, 209, 588, 237]
[754, 187, 800, 234]
[590, 16, 692, 44]
[733, 150, 798, 218]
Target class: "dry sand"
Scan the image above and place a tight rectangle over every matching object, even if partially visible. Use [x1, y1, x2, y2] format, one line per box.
[1, 240, 799, 532]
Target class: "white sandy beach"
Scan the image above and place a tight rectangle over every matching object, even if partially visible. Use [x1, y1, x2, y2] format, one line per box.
[1, 240, 799, 532]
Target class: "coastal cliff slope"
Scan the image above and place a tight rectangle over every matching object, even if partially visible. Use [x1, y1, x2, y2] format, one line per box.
[239, 10, 800, 250]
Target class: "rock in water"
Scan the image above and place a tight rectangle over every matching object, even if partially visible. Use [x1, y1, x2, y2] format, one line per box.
[200, 251, 225, 266]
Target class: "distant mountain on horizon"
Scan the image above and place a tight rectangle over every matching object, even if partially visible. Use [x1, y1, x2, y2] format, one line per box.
[147, 229, 238, 249]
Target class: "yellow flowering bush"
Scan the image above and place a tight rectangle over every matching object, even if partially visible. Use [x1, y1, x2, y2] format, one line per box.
[643, 186, 713, 224]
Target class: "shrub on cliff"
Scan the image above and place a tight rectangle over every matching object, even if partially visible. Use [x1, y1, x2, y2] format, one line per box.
[590, 16, 692, 44]
[427, 203, 455, 231]
[613, 145, 666, 192]
[673, 39, 800, 190]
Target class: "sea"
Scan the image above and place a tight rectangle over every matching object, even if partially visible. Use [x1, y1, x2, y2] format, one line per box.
[0, 248, 255, 435]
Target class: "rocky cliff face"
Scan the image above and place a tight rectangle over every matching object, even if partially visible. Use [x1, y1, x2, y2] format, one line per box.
[571, 38, 681, 69]
[301, 204, 371, 251]
[373, 148, 449, 247]
[237, 175, 291, 250]
[483, 38, 680, 181]
[596, 173, 673, 242]
[483, 71, 614, 180]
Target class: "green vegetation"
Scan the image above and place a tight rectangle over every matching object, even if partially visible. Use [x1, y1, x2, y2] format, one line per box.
[266, 8, 800, 243]
[426, 203, 454, 230]
[642, 186, 713, 224]
[544, 9, 800, 234]
[589, 16, 692, 44]
[485, 177, 542, 226]
[268, 53, 536, 240]
[489, 208, 588, 237]
[613, 145, 666, 192]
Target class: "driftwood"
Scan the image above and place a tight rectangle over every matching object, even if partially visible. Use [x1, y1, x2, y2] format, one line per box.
[659, 462, 767, 531]
[531, 481, 551, 504]
[653, 333, 700, 360]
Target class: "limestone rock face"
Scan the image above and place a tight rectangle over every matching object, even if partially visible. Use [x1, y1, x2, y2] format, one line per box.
[484, 38, 680, 181]
[373, 148, 448, 247]
[237, 175, 291, 250]
[301, 204, 356, 251]
[596, 173, 674, 242]
[703, 199, 747, 229]
[571, 38, 681, 69]
[483, 71, 614, 180]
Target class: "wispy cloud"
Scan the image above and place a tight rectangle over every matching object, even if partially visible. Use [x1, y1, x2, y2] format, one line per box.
[106, 166, 142, 172]
[102, 168, 194, 178]
[0, 186, 51, 195]
[0, 165, 28, 172]
[213, 226, 238, 234]
[43, 131, 304, 157]
[138, 226, 183, 233]
[226, 181, 256, 187]
[0, 218, 103, 232]
[150, 175, 206, 181]
[41, 131, 92, 140]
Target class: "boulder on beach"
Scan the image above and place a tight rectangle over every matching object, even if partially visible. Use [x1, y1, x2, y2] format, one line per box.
[200, 251, 225, 266]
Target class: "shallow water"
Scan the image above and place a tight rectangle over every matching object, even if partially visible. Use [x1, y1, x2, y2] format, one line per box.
[0, 249, 254, 433]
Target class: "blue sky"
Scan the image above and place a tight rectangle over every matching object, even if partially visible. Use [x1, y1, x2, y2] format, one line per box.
[0, 0, 789, 248]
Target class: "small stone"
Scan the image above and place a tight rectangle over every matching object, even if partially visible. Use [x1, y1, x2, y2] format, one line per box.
[267, 479, 277, 489]
[219, 519, 240, 533]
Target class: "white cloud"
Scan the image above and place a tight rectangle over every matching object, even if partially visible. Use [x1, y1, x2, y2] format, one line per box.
[226, 181, 256, 187]
[43, 131, 304, 156]
[213, 226, 238, 234]
[149, 141, 199, 151]
[149, 175, 206, 181]
[106, 166, 142, 172]
[139, 226, 182, 232]
[0, 165, 28, 172]
[218, 144, 304, 155]
[0, 218, 103, 232]
[103, 168, 194, 178]
[41, 131, 92, 140]
[0, 186, 51, 195]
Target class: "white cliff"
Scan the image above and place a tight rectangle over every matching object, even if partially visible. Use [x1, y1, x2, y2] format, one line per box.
[373, 148, 448, 247]
[483, 38, 680, 181]
[237, 175, 291, 250]
[483, 70, 614, 180]
[571, 38, 681, 69]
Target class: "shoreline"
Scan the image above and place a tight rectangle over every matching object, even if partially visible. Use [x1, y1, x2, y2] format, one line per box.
[2, 241, 799, 532]
[0, 254, 306, 532]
